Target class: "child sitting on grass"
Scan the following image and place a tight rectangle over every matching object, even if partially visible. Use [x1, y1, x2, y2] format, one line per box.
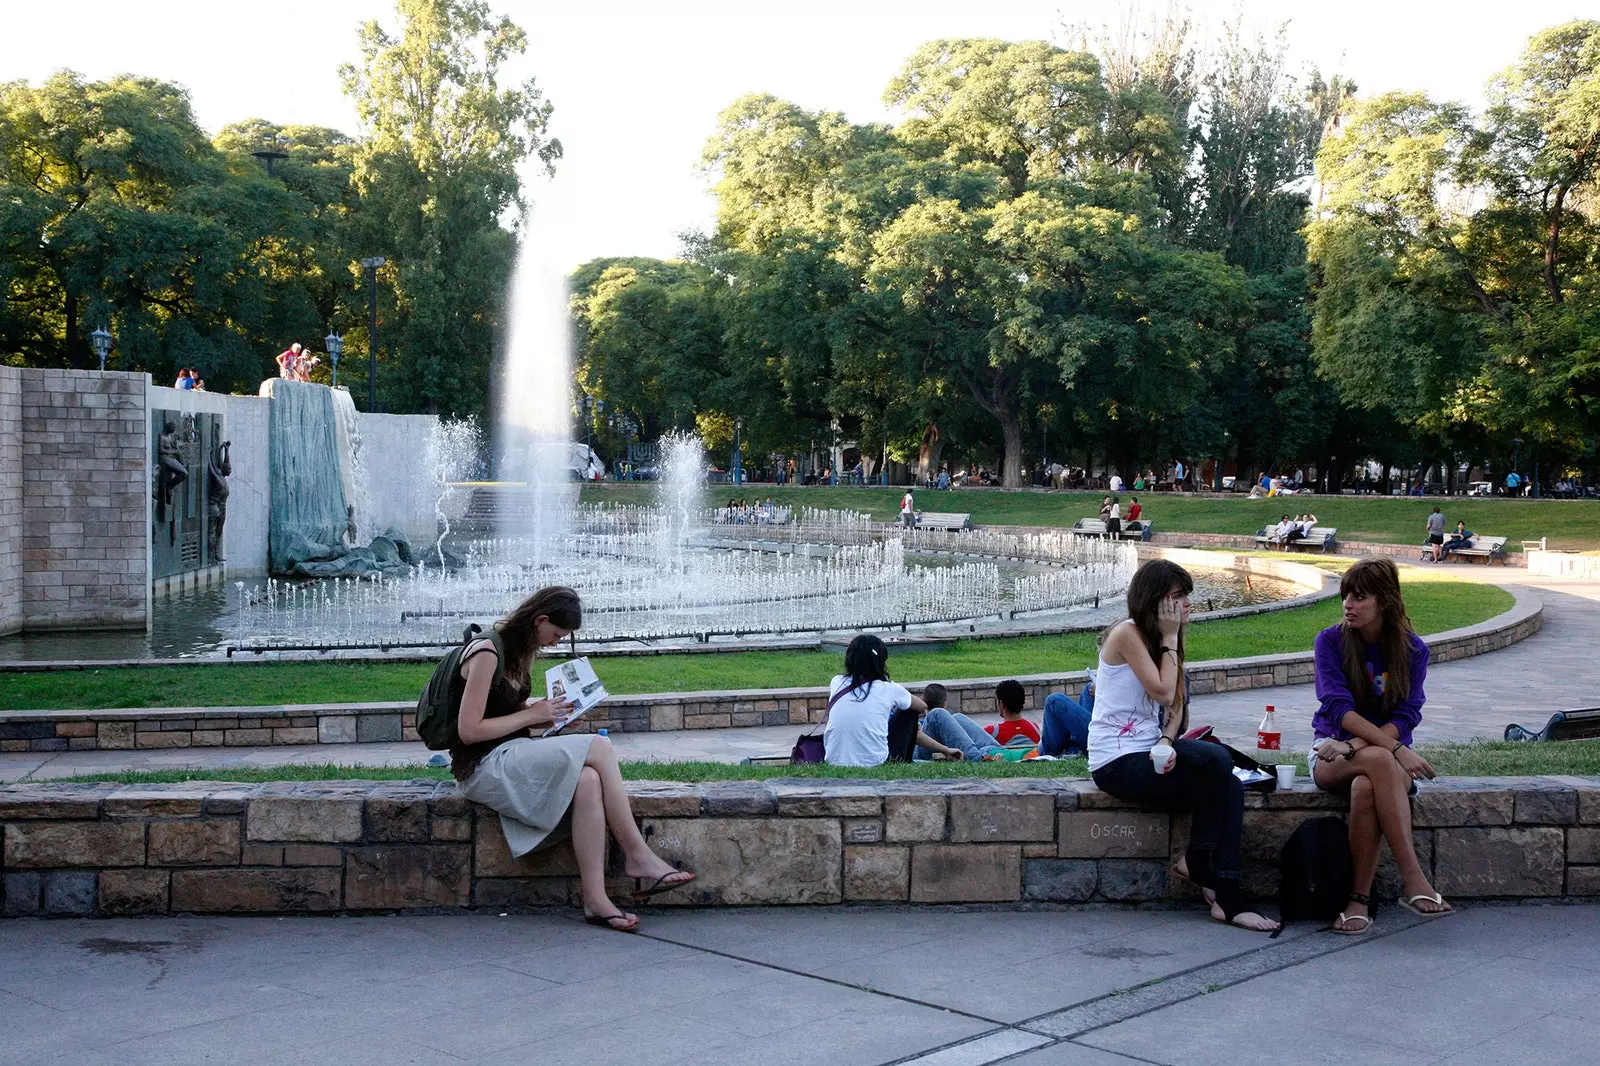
[914, 683, 1005, 761]
[985, 679, 1042, 745]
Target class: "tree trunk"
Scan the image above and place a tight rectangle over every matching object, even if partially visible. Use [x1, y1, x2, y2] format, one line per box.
[1544, 183, 1569, 305]
[1000, 410, 1023, 489]
[64, 289, 81, 370]
[916, 422, 944, 481]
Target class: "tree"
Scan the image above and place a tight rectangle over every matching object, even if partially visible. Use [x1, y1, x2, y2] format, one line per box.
[341, 0, 560, 418]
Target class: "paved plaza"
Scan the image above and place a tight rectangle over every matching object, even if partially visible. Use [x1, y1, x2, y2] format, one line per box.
[0, 902, 1595, 1065]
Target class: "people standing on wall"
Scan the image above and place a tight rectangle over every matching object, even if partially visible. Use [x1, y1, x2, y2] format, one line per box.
[174, 369, 194, 389]
[277, 343, 303, 380]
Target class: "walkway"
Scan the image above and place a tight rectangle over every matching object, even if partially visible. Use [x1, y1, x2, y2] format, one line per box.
[2, 566, 1595, 783]
[3, 903, 1595, 1064]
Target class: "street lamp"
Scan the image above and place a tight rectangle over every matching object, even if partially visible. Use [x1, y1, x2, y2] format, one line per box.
[733, 417, 744, 487]
[324, 330, 343, 388]
[360, 256, 386, 410]
[89, 326, 113, 372]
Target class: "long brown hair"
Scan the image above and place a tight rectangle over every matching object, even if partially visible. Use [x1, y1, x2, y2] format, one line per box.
[494, 586, 582, 685]
[1104, 559, 1193, 728]
[1338, 557, 1416, 710]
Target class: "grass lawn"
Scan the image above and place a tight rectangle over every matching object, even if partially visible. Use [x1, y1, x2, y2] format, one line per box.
[0, 570, 1510, 711]
[582, 483, 1600, 552]
[40, 740, 1600, 784]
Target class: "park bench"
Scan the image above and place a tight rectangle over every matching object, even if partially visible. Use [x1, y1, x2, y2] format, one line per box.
[1446, 535, 1510, 564]
[1069, 517, 1153, 541]
[1504, 707, 1600, 743]
[1253, 525, 1338, 553]
[915, 512, 972, 531]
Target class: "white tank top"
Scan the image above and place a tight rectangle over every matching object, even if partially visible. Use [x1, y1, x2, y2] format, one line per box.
[1086, 653, 1165, 772]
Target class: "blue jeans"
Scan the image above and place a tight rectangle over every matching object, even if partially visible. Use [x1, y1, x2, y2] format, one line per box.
[1040, 690, 1093, 757]
[917, 708, 999, 761]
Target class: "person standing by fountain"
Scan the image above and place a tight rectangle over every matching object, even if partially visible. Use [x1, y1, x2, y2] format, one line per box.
[900, 488, 916, 529]
[451, 586, 694, 932]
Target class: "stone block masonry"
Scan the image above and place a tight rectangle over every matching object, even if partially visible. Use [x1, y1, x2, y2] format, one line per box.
[1, 776, 1595, 918]
[0, 367, 148, 636]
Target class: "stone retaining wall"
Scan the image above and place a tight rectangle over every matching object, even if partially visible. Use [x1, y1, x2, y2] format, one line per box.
[1527, 551, 1600, 581]
[3, 776, 1597, 917]
[0, 368, 148, 636]
[0, 586, 1541, 753]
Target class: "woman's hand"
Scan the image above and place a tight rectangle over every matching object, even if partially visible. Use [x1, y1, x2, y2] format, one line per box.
[520, 698, 571, 729]
[1394, 745, 1436, 781]
[1157, 596, 1183, 640]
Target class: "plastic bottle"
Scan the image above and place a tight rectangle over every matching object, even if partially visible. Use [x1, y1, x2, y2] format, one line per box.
[597, 728, 609, 738]
[1256, 705, 1281, 762]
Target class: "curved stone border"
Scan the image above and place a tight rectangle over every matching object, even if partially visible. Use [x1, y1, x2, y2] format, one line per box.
[2, 775, 1594, 916]
[0, 584, 1542, 752]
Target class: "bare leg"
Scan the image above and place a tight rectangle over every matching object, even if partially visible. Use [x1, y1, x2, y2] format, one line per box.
[1320, 748, 1447, 913]
[570, 767, 636, 927]
[1335, 775, 1382, 930]
[584, 737, 688, 883]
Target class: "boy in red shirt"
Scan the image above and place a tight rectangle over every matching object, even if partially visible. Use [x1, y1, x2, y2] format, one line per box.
[985, 680, 1042, 745]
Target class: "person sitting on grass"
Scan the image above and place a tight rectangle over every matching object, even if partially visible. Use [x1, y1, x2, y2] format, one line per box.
[985, 680, 1042, 745]
[1040, 678, 1093, 758]
[453, 586, 694, 934]
[1310, 557, 1451, 933]
[916, 682, 1005, 762]
[1439, 521, 1474, 562]
[1087, 559, 1279, 933]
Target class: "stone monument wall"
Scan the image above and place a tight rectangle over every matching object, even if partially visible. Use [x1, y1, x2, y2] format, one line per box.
[357, 411, 442, 546]
[2, 776, 1595, 916]
[0, 368, 148, 635]
[146, 385, 271, 575]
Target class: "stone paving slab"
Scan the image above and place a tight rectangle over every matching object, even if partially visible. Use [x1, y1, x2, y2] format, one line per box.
[2, 905, 1596, 1065]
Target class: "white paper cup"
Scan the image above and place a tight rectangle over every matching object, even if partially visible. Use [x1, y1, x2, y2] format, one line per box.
[1149, 743, 1174, 774]
[1275, 764, 1296, 789]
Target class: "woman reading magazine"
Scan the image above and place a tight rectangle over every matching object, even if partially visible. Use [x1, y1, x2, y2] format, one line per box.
[451, 586, 693, 932]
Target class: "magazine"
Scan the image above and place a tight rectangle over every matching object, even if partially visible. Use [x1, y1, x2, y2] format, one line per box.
[542, 656, 607, 737]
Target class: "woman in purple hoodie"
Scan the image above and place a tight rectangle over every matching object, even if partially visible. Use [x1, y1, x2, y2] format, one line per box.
[1309, 557, 1451, 933]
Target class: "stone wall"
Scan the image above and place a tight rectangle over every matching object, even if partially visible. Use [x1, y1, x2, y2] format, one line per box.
[356, 412, 442, 547]
[0, 584, 1542, 752]
[0, 368, 148, 635]
[0, 367, 23, 635]
[3, 776, 1596, 917]
[1527, 550, 1600, 581]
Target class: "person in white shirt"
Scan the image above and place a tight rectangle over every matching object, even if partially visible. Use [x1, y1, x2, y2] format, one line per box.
[900, 489, 915, 529]
[1109, 473, 1124, 493]
[824, 635, 949, 766]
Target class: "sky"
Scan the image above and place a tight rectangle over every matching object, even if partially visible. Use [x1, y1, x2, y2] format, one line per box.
[1, 0, 1589, 268]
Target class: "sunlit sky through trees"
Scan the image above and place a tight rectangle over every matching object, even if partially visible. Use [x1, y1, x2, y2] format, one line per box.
[1, 0, 1585, 268]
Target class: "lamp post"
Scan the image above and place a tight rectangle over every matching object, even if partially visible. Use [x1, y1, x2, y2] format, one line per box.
[733, 417, 744, 487]
[360, 257, 386, 410]
[324, 330, 343, 388]
[1512, 437, 1523, 496]
[89, 326, 113, 372]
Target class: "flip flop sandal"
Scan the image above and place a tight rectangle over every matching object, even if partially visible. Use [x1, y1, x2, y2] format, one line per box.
[632, 870, 696, 902]
[584, 911, 640, 933]
[1333, 894, 1374, 935]
[1397, 892, 1453, 917]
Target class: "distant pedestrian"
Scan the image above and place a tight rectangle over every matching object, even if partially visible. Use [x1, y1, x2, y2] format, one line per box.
[276, 343, 303, 380]
[899, 488, 915, 529]
[174, 368, 195, 390]
[1425, 506, 1446, 561]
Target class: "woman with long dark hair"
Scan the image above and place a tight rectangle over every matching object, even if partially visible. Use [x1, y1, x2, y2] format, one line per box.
[453, 586, 693, 932]
[821, 635, 985, 763]
[1088, 560, 1277, 932]
[1310, 558, 1449, 932]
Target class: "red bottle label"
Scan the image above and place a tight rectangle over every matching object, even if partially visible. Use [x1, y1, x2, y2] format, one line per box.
[1257, 730, 1281, 751]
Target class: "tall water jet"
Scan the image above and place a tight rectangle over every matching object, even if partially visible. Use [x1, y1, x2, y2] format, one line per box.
[498, 189, 578, 554]
[656, 432, 705, 579]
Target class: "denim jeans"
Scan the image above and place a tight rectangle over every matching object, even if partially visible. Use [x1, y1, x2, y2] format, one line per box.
[1040, 689, 1093, 757]
[917, 708, 1000, 761]
[1091, 739, 1246, 916]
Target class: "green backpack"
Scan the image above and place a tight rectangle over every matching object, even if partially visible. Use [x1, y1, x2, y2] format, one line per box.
[415, 624, 505, 750]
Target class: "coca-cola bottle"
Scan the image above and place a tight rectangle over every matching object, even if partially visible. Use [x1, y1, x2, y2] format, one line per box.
[1256, 704, 1281, 762]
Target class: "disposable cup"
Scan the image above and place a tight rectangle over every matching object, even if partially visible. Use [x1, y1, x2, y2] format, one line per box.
[1149, 743, 1174, 774]
[1275, 763, 1296, 789]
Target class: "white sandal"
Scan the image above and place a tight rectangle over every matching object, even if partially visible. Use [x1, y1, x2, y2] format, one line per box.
[1397, 892, 1453, 917]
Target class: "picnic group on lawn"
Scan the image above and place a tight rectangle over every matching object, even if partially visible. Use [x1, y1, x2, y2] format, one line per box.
[438, 557, 1449, 936]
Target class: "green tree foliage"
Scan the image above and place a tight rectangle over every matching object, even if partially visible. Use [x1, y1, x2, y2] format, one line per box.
[1309, 19, 1600, 476]
[341, 0, 559, 417]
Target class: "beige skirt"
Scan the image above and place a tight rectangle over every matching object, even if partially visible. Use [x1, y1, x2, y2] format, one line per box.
[462, 734, 596, 856]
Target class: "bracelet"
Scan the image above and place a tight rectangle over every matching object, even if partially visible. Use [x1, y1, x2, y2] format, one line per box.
[1392, 741, 1404, 755]
[1343, 743, 1356, 760]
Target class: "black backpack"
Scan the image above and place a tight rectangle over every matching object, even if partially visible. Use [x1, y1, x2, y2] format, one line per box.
[415, 625, 505, 750]
[1277, 816, 1355, 928]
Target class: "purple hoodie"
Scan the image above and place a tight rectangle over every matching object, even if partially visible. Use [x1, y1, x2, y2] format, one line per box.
[1311, 624, 1429, 747]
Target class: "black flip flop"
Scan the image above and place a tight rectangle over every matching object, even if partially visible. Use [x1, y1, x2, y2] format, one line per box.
[584, 911, 639, 933]
[632, 870, 696, 902]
